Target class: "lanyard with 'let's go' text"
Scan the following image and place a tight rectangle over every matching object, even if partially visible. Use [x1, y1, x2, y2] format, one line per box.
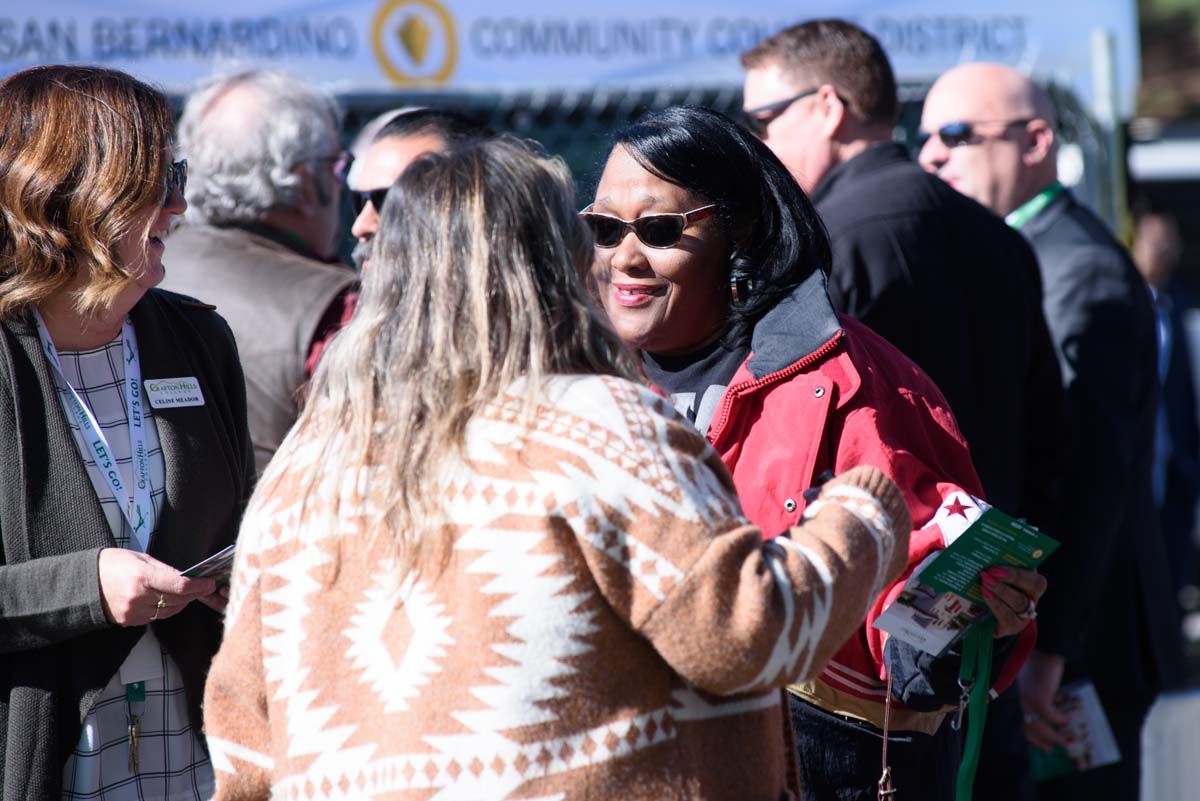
[33, 310, 152, 552]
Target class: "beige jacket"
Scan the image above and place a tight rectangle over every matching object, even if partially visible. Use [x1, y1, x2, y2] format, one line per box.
[204, 375, 910, 801]
[161, 223, 355, 473]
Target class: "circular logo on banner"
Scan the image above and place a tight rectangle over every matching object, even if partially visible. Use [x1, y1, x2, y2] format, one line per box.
[373, 0, 457, 85]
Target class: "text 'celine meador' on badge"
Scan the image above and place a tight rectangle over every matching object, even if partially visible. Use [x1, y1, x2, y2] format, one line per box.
[144, 376, 205, 409]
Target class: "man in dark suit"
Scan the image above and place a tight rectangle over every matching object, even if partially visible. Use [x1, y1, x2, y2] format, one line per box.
[921, 62, 1182, 801]
[741, 21, 1065, 801]
[1133, 209, 1200, 607]
[740, 19, 1064, 533]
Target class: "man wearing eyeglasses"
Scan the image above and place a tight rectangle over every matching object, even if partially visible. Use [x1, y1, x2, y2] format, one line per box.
[348, 109, 493, 273]
[740, 20, 1063, 532]
[162, 71, 357, 474]
[921, 63, 1181, 801]
[740, 19, 1067, 801]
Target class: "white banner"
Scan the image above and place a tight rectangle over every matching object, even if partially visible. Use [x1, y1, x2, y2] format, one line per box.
[0, 0, 1140, 115]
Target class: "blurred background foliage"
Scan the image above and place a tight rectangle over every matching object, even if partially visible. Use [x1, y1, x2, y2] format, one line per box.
[1140, 0, 1200, 119]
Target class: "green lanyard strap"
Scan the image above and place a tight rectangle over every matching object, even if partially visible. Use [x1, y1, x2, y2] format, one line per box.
[1005, 182, 1065, 230]
[955, 617, 996, 801]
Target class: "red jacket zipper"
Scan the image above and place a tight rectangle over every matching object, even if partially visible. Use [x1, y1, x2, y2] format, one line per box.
[707, 330, 844, 448]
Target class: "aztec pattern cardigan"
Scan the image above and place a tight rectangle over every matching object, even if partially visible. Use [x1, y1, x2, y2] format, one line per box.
[204, 375, 911, 801]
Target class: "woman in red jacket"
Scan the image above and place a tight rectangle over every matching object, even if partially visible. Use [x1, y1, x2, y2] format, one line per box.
[584, 105, 1046, 801]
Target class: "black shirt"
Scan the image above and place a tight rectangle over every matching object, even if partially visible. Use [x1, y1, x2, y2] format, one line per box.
[642, 339, 749, 436]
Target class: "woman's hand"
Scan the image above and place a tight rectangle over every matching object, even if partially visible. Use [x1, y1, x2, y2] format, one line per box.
[97, 548, 217, 626]
[979, 565, 1046, 638]
[197, 584, 231, 615]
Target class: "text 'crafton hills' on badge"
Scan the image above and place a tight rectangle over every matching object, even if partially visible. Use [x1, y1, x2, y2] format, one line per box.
[145, 376, 205, 409]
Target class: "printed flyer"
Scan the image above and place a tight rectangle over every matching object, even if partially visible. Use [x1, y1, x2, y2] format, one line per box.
[1029, 680, 1122, 780]
[181, 543, 236, 584]
[874, 507, 1059, 656]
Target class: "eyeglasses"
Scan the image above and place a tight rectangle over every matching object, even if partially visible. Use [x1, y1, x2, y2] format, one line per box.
[350, 187, 389, 217]
[306, 150, 355, 181]
[915, 119, 1034, 149]
[741, 88, 820, 137]
[164, 159, 187, 203]
[579, 204, 718, 249]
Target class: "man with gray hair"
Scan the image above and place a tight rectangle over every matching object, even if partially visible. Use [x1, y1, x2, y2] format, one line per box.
[163, 70, 357, 473]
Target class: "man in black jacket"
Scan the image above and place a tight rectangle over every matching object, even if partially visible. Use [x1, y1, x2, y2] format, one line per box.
[921, 62, 1182, 801]
[1133, 209, 1200, 605]
[741, 20, 1066, 801]
[741, 20, 1064, 532]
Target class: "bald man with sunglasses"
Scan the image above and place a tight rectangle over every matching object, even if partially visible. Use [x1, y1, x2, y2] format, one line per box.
[921, 63, 1183, 801]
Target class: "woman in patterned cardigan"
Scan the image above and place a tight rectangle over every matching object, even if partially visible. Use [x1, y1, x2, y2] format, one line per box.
[203, 136, 912, 801]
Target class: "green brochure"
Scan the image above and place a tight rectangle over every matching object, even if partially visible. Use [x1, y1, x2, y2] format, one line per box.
[873, 507, 1060, 656]
[920, 509, 1060, 602]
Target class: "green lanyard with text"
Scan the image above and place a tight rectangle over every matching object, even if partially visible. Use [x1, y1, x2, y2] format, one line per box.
[1006, 182, 1065, 230]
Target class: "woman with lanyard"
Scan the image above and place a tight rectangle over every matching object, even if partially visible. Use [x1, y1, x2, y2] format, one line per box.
[0, 66, 255, 801]
[584, 106, 1047, 801]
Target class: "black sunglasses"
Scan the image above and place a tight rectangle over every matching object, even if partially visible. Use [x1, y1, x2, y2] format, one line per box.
[164, 159, 187, 203]
[580, 204, 718, 249]
[350, 187, 389, 217]
[741, 88, 820, 137]
[915, 118, 1033, 149]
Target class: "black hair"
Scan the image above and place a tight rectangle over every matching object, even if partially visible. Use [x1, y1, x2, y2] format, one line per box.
[373, 108, 494, 147]
[611, 105, 832, 345]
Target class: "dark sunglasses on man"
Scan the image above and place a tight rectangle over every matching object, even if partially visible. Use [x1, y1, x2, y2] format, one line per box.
[915, 118, 1033, 149]
[579, 204, 718, 249]
[740, 88, 820, 138]
[164, 159, 187, 203]
[350, 187, 390, 217]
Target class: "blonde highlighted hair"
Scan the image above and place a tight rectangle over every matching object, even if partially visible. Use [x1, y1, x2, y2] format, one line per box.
[0, 65, 174, 319]
[257, 136, 638, 575]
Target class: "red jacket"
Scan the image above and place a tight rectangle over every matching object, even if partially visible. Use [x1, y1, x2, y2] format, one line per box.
[708, 273, 1036, 733]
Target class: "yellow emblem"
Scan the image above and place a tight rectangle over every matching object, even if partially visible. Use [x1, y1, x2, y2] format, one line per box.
[398, 15, 431, 65]
[373, 0, 456, 85]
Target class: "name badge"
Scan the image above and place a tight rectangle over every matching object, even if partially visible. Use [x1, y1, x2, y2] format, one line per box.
[145, 376, 205, 409]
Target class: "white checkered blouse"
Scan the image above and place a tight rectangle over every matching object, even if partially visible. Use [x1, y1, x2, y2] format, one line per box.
[51, 329, 214, 801]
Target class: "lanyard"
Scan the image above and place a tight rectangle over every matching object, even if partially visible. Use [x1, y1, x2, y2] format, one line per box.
[33, 310, 153, 552]
[954, 618, 996, 801]
[1005, 182, 1065, 230]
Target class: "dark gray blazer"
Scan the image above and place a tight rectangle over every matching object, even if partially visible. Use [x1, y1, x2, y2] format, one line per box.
[0, 289, 255, 801]
[1023, 189, 1181, 700]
